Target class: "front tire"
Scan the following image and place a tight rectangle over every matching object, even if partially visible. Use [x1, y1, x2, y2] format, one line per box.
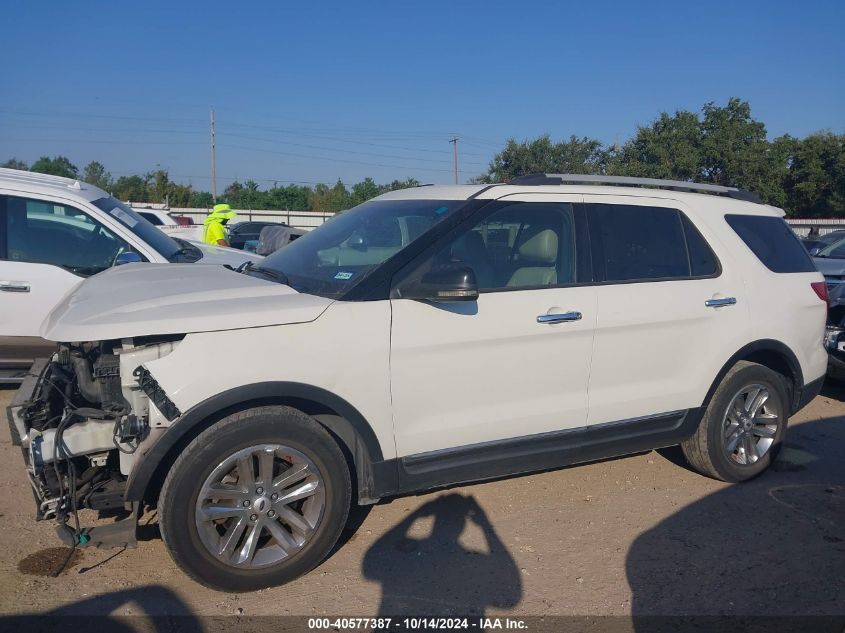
[681, 361, 789, 482]
[158, 405, 351, 591]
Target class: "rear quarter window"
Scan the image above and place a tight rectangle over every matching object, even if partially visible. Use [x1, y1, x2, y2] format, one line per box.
[725, 215, 816, 273]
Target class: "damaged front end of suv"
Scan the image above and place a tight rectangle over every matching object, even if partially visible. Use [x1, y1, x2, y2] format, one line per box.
[7, 337, 181, 548]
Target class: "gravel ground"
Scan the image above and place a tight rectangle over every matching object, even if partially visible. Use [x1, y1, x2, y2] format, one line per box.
[0, 384, 842, 620]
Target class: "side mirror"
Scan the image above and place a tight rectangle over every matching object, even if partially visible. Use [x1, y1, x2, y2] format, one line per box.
[114, 251, 142, 266]
[402, 266, 479, 302]
[347, 233, 367, 250]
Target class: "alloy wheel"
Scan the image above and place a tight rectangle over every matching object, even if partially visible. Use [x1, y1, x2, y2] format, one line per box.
[722, 384, 780, 466]
[195, 444, 325, 568]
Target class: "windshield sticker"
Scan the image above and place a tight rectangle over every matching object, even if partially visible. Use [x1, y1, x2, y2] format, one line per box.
[334, 271, 355, 280]
[110, 207, 138, 228]
[434, 206, 449, 215]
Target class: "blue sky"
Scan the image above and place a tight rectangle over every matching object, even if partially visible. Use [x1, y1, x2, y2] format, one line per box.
[2, 0, 843, 191]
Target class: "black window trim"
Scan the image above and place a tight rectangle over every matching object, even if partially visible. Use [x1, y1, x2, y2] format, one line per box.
[0, 195, 7, 259]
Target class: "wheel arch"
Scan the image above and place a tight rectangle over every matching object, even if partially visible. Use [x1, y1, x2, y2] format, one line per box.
[125, 382, 388, 506]
[704, 340, 805, 414]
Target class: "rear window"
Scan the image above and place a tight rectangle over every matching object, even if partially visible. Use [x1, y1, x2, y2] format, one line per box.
[725, 215, 815, 273]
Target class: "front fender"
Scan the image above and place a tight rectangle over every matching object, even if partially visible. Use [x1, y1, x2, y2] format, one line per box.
[124, 381, 387, 504]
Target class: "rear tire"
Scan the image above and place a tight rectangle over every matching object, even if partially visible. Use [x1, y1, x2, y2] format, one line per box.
[158, 405, 351, 591]
[681, 361, 789, 482]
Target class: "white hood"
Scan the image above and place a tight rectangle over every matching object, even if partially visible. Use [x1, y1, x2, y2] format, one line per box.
[40, 263, 333, 342]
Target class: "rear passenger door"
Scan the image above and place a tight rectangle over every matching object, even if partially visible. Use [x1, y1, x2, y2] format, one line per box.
[583, 196, 751, 426]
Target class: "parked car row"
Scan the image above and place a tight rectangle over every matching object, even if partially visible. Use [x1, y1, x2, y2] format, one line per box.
[6, 172, 827, 592]
[800, 229, 845, 255]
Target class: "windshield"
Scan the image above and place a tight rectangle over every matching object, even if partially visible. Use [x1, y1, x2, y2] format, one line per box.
[91, 196, 183, 261]
[259, 199, 465, 298]
[816, 237, 845, 259]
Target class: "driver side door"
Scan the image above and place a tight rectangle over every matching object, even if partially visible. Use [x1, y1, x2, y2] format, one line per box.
[389, 196, 596, 487]
[0, 194, 132, 342]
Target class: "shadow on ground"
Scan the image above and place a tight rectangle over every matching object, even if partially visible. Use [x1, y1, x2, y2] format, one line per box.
[362, 492, 521, 616]
[820, 378, 845, 401]
[0, 586, 201, 632]
[628, 414, 845, 619]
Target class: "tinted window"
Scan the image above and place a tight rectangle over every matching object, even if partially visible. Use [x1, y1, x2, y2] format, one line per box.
[725, 215, 815, 273]
[90, 197, 182, 262]
[588, 204, 696, 282]
[138, 211, 163, 226]
[405, 202, 576, 291]
[3, 195, 131, 276]
[259, 199, 465, 298]
[681, 214, 719, 276]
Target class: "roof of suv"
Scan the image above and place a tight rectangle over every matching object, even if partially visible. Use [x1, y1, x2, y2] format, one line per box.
[374, 175, 782, 217]
[0, 167, 110, 203]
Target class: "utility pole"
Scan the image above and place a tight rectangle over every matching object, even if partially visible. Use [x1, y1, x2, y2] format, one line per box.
[210, 108, 217, 203]
[449, 136, 459, 185]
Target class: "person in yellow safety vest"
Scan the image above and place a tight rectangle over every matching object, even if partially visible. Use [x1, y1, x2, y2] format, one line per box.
[203, 203, 237, 246]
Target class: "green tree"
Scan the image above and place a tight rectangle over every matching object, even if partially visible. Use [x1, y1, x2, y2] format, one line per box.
[112, 175, 148, 202]
[381, 177, 421, 192]
[350, 177, 381, 206]
[1, 158, 28, 170]
[478, 135, 607, 183]
[188, 190, 215, 208]
[82, 161, 112, 190]
[267, 184, 311, 210]
[784, 132, 845, 217]
[30, 155, 78, 179]
[221, 180, 244, 207]
[607, 110, 702, 180]
[310, 180, 351, 212]
[239, 180, 266, 209]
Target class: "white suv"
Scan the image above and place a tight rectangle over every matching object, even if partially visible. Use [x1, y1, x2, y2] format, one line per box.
[8, 174, 827, 591]
[0, 168, 259, 381]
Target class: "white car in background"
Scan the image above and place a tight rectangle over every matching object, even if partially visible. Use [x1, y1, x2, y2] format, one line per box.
[132, 207, 204, 242]
[0, 168, 260, 381]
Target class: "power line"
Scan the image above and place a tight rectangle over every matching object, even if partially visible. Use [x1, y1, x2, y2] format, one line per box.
[219, 131, 487, 167]
[0, 136, 206, 146]
[220, 143, 473, 174]
[0, 108, 501, 156]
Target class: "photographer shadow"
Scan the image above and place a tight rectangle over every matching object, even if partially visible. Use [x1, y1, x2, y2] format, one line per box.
[627, 414, 845, 625]
[0, 585, 201, 633]
[362, 493, 521, 617]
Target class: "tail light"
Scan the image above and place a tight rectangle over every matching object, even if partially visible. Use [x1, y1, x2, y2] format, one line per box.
[811, 281, 829, 304]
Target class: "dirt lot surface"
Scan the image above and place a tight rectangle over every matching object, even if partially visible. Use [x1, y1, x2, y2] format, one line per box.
[0, 384, 842, 621]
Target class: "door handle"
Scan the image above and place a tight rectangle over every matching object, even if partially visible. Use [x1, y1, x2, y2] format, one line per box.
[537, 311, 582, 324]
[705, 297, 736, 308]
[0, 281, 30, 293]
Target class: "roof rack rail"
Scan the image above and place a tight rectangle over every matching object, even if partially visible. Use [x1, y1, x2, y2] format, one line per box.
[509, 173, 762, 203]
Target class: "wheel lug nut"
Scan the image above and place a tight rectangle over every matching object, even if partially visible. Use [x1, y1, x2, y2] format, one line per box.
[250, 514, 258, 521]
[271, 493, 278, 501]
[267, 510, 275, 518]
[256, 487, 264, 494]
[242, 500, 251, 507]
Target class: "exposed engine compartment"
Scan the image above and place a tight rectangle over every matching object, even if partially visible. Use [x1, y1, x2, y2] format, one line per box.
[9, 338, 181, 546]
